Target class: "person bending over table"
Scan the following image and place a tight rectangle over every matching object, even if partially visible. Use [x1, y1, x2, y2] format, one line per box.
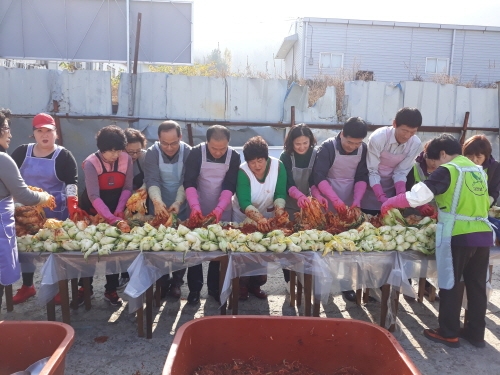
[381, 134, 492, 349]
[184, 125, 240, 303]
[77, 125, 133, 307]
[144, 121, 193, 302]
[312, 117, 369, 302]
[232, 136, 287, 301]
[0, 109, 54, 307]
[11, 113, 79, 305]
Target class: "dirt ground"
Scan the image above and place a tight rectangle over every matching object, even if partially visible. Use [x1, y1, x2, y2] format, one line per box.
[1, 264, 499, 375]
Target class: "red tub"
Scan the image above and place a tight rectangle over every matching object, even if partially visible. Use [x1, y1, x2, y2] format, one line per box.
[0, 321, 74, 375]
[163, 316, 421, 375]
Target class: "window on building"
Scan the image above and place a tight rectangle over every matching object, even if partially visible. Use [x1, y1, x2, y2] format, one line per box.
[425, 58, 449, 74]
[319, 53, 343, 69]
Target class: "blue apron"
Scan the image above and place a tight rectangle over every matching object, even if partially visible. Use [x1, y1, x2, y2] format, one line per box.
[0, 196, 20, 285]
[155, 141, 188, 221]
[19, 144, 68, 220]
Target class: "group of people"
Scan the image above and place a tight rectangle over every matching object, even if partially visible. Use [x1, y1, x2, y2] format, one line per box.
[0, 106, 497, 349]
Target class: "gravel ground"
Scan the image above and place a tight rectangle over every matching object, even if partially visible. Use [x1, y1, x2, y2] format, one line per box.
[1, 263, 499, 375]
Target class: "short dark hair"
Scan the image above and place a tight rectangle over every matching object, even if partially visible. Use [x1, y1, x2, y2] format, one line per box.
[394, 107, 422, 128]
[0, 108, 11, 137]
[283, 123, 316, 154]
[96, 125, 127, 152]
[342, 117, 368, 139]
[207, 125, 230, 142]
[426, 134, 462, 160]
[243, 136, 268, 162]
[125, 128, 147, 148]
[463, 135, 492, 160]
[158, 120, 181, 138]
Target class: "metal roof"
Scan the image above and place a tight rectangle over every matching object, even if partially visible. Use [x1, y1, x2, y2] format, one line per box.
[275, 33, 298, 60]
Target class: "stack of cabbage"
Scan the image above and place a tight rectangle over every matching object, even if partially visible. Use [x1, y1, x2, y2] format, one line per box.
[16, 213, 436, 256]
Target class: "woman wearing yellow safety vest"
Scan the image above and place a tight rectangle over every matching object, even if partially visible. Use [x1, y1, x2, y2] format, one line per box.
[381, 134, 492, 349]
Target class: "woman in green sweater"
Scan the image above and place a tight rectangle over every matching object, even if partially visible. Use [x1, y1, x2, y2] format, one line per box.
[232, 136, 287, 300]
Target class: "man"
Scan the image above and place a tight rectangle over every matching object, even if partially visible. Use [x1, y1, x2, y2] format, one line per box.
[382, 134, 492, 349]
[312, 116, 369, 302]
[184, 125, 241, 303]
[144, 121, 192, 302]
[361, 107, 422, 215]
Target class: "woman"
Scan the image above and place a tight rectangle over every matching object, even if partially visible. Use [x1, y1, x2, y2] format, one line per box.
[232, 136, 288, 300]
[463, 135, 500, 207]
[78, 125, 133, 307]
[11, 113, 79, 305]
[279, 124, 322, 288]
[0, 109, 53, 307]
[119, 128, 147, 289]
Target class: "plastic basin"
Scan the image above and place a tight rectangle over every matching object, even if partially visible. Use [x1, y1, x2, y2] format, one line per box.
[0, 321, 74, 375]
[163, 316, 421, 375]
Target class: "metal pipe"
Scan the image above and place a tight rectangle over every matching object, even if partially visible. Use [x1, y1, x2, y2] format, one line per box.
[303, 20, 308, 79]
[126, 0, 130, 73]
[449, 29, 456, 76]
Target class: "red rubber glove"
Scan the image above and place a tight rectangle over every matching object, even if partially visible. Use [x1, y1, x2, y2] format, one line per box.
[372, 184, 388, 203]
[418, 204, 436, 217]
[351, 181, 367, 208]
[310, 185, 328, 209]
[394, 181, 407, 196]
[318, 180, 346, 214]
[381, 193, 410, 216]
[67, 196, 79, 218]
[210, 206, 224, 223]
[288, 186, 310, 209]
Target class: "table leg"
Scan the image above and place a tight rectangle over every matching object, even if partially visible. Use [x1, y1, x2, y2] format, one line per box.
[137, 305, 144, 338]
[231, 277, 239, 315]
[296, 278, 302, 307]
[313, 298, 320, 317]
[219, 256, 228, 315]
[5, 285, 13, 312]
[363, 288, 370, 304]
[58, 280, 71, 324]
[388, 291, 400, 332]
[304, 274, 312, 317]
[82, 277, 92, 311]
[355, 289, 362, 305]
[146, 285, 154, 339]
[417, 278, 426, 303]
[46, 299, 56, 321]
[429, 286, 437, 302]
[379, 284, 390, 329]
[154, 280, 162, 307]
[289, 271, 296, 307]
[70, 279, 79, 310]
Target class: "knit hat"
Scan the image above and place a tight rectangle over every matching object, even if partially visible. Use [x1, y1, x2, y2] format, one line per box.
[32, 113, 56, 130]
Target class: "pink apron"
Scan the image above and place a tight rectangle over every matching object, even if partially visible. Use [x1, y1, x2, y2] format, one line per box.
[197, 143, 233, 221]
[361, 128, 414, 211]
[326, 140, 362, 213]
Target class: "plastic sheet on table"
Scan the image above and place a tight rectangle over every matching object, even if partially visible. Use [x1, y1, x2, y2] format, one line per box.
[18, 252, 51, 274]
[125, 251, 226, 313]
[221, 252, 333, 306]
[398, 250, 437, 280]
[37, 251, 140, 305]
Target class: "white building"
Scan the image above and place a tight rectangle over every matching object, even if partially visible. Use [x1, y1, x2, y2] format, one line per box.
[275, 17, 500, 85]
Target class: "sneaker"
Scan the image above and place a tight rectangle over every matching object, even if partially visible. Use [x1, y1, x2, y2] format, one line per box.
[104, 291, 123, 307]
[76, 287, 94, 307]
[54, 292, 61, 305]
[423, 328, 460, 348]
[12, 285, 36, 305]
[117, 277, 130, 290]
[459, 328, 486, 348]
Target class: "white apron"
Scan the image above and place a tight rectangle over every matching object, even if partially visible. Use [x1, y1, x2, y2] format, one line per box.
[362, 128, 415, 211]
[285, 148, 317, 219]
[435, 162, 492, 289]
[154, 141, 188, 221]
[326, 140, 363, 213]
[198, 143, 233, 222]
[232, 157, 280, 223]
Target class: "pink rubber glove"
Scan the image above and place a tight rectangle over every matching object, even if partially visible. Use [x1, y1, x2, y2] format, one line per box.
[185, 187, 202, 216]
[288, 186, 310, 209]
[114, 190, 132, 217]
[92, 198, 122, 225]
[318, 180, 347, 214]
[209, 190, 233, 223]
[394, 181, 407, 196]
[310, 185, 328, 208]
[381, 193, 410, 216]
[351, 181, 367, 208]
[417, 204, 436, 217]
[372, 184, 388, 203]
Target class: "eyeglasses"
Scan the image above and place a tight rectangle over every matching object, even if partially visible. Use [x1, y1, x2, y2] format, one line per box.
[127, 150, 142, 156]
[160, 140, 180, 148]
